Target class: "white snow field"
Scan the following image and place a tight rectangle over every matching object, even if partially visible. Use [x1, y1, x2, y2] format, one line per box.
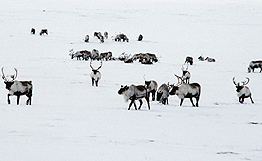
[0, 0, 262, 160]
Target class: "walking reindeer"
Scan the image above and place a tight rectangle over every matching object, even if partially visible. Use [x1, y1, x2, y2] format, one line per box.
[233, 77, 254, 104]
[90, 61, 102, 87]
[1, 67, 33, 105]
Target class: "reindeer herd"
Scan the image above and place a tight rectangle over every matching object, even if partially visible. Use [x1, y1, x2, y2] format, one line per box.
[1, 30, 261, 107]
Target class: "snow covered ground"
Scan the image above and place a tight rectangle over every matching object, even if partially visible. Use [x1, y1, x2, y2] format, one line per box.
[0, 0, 262, 160]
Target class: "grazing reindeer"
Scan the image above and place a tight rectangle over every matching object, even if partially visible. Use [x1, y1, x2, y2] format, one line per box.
[185, 56, 193, 65]
[181, 64, 191, 83]
[205, 57, 216, 62]
[156, 83, 169, 105]
[247, 60, 262, 73]
[1, 67, 32, 105]
[118, 85, 150, 110]
[144, 75, 158, 101]
[39, 29, 48, 36]
[169, 74, 201, 107]
[233, 77, 254, 104]
[90, 61, 102, 87]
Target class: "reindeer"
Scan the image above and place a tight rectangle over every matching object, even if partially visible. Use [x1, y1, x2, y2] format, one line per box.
[39, 29, 48, 36]
[118, 85, 150, 110]
[247, 60, 262, 73]
[30, 28, 35, 34]
[181, 64, 191, 83]
[99, 51, 112, 61]
[198, 55, 205, 61]
[84, 35, 89, 43]
[144, 75, 158, 101]
[233, 77, 254, 104]
[138, 34, 143, 41]
[104, 31, 108, 39]
[185, 56, 193, 65]
[90, 61, 102, 87]
[156, 83, 169, 105]
[205, 57, 216, 62]
[169, 74, 201, 107]
[94, 32, 104, 43]
[115, 33, 129, 42]
[91, 49, 100, 60]
[1, 67, 32, 105]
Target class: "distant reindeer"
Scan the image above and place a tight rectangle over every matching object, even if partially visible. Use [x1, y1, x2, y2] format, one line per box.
[198, 55, 205, 61]
[104, 31, 108, 39]
[233, 77, 254, 104]
[39, 29, 48, 36]
[90, 61, 102, 87]
[247, 60, 262, 73]
[1, 67, 32, 105]
[185, 56, 193, 65]
[205, 57, 216, 62]
[181, 64, 191, 83]
[118, 85, 150, 110]
[30, 28, 35, 34]
[84, 35, 89, 43]
[138, 34, 143, 41]
[144, 75, 158, 101]
[169, 74, 201, 107]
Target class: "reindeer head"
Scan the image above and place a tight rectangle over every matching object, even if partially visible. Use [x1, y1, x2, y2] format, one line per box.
[90, 61, 102, 74]
[233, 77, 250, 92]
[1, 67, 18, 90]
[169, 74, 183, 95]
[118, 85, 129, 95]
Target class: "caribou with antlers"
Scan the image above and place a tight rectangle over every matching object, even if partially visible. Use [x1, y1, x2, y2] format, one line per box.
[169, 74, 201, 107]
[90, 61, 102, 87]
[1, 67, 33, 105]
[233, 77, 254, 104]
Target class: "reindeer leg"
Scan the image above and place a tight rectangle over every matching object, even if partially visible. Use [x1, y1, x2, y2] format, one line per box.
[138, 99, 143, 110]
[180, 98, 184, 106]
[95, 80, 99, 87]
[7, 94, 11, 104]
[17, 95, 20, 105]
[152, 90, 156, 101]
[128, 98, 135, 110]
[91, 78, 95, 86]
[195, 97, 199, 107]
[250, 96, 254, 104]
[190, 98, 195, 107]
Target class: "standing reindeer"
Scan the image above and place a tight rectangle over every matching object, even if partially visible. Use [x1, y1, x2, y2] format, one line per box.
[169, 74, 201, 107]
[1, 67, 33, 105]
[90, 61, 102, 87]
[144, 75, 158, 101]
[181, 64, 191, 83]
[233, 77, 254, 104]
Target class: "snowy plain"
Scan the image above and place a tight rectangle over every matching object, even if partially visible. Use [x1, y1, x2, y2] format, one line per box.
[0, 0, 262, 160]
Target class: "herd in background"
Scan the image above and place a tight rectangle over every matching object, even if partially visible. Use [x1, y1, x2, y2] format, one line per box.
[0, 28, 261, 108]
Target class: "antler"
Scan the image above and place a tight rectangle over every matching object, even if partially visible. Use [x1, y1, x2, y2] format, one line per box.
[96, 61, 102, 70]
[12, 68, 18, 80]
[174, 74, 183, 86]
[232, 77, 237, 85]
[90, 61, 94, 70]
[143, 74, 146, 81]
[1, 67, 7, 81]
[242, 77, 250, 85]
